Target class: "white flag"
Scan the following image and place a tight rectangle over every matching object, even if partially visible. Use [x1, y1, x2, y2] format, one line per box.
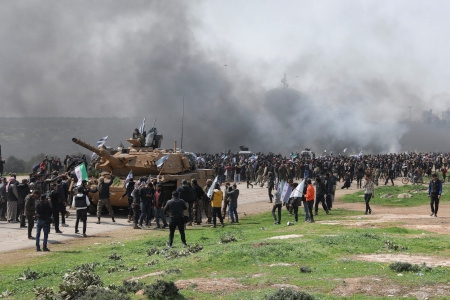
[139, 117, 146, 134]
[123, 170, 133, 188]
[155, 155, 169, 168]
[207, 176, 218, 198]
[74, 163, 88, 186]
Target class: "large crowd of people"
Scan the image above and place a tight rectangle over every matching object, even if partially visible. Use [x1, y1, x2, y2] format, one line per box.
[0, 150, 447, 250]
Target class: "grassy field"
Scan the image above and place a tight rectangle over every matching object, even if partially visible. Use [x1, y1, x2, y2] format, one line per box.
[1, 203, 450, 300]
[341, 181, 450, 207]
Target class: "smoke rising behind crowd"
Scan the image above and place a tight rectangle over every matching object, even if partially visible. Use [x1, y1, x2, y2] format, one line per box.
[1, 1, 450, 155]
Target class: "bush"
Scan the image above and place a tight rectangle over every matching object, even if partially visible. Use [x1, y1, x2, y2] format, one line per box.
[58, 269, 103, 299]
[144, 280, 182, 300]
[265, 288, 314, 300]
[34, 286, 60, 300]
[17, 267, 40, 280]
[118, 280, 144, 294]
[389, 262, 431, 273]
[76, 286, 130, 300]
[109, 253, 122, 260]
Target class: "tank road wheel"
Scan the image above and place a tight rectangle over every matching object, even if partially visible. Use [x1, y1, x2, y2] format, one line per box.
[88, 204, 97, 215]
[401, 177, 409, 184]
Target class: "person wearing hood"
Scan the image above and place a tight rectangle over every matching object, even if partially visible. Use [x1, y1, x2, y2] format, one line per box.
[210, 183, 224, 228]
[72, 186, 90, 237]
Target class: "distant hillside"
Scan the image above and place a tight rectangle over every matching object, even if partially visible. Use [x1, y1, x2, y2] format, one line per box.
[1, 117, 450, 161]
[0, 117, 138, 160]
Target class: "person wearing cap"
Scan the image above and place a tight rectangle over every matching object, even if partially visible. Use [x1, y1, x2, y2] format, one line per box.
[35, 194, 52, 251]
[210, 183, 225, 228]
[96, 173, 116, 224]
[72, 186, 90, 237]
[164, 191, 188, 247]
[24, 190, 39, 239]
[428, 173, 442, 217]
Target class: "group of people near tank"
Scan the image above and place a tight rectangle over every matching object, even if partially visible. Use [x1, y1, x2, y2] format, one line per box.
[1, 147, 448, 249]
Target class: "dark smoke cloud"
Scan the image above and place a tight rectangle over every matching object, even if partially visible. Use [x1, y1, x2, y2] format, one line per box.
[0, 1, 445, 155]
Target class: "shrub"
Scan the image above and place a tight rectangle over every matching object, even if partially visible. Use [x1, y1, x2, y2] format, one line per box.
[144, 280, 182, 300]
[76, 286, 130, 300]
[220, 234, 237, 244]
[34, 286, 60, 300]
[265, 288, 314, 300]
[109, 253, 122, 260]
[389, 262, 431, 273]
[118, 280, 144, 294]
[58, 269, 103, 299]
[17, 267, 40, 280]
[74, 263, 98, 272]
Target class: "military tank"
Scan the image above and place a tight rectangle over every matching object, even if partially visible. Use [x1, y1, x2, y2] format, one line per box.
[72, 132, 214, 214]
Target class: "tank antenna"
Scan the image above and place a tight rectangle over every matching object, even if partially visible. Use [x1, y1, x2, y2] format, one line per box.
[181, 94, 185, 149]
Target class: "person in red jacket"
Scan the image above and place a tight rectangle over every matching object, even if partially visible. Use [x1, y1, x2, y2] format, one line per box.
[304, 178, 315, 223]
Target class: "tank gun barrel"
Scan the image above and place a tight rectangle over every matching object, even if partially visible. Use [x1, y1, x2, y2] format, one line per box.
[72, 138, 101, 155]
[72, 137, 125, 169]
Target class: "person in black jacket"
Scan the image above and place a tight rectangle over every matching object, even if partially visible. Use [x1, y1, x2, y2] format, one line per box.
[176, 179, 196, 226]
[17, 179, 30, 227]
[153, 184, 168, 229]
[35, 194, 52, 251]
[72, 186, 90, 237]
[139, 182, 155, 228]
[119, 178, 135, 223]
[164, 191, 188, 248]
[48, 183, 63, 233]
[314, 177, 329, 216]
[96, 173, 116, 224]
[191, 179, 205, 225]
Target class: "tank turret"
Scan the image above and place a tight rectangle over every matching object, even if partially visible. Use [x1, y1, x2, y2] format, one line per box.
[72, 137, 193, 177]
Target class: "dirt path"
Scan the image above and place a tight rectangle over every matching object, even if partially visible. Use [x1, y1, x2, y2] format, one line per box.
[1, 177, 449, 265]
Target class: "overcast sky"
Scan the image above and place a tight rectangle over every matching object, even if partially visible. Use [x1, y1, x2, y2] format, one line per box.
[0, 1, 449, 152]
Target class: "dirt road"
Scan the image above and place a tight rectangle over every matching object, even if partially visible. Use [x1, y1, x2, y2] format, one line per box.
[1, 177, 448, 255]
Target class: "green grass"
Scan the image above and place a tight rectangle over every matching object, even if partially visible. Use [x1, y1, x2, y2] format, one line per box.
[341, 183, 450, 207]
[1, 208, 450, 299]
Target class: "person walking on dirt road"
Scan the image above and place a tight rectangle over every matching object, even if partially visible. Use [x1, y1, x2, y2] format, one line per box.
[428, 173, 442, 217]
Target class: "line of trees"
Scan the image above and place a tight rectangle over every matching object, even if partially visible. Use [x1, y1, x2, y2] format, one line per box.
[2, 152, 85, 174]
